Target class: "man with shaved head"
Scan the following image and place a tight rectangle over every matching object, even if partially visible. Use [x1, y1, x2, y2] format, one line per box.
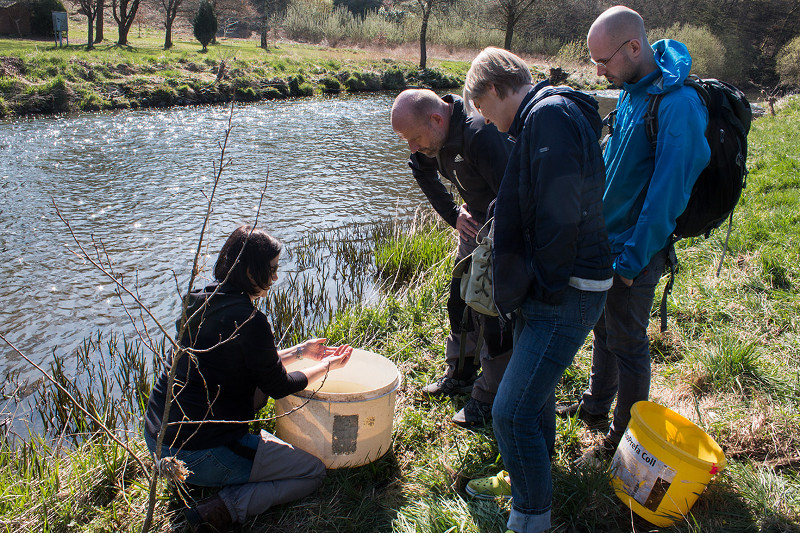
[391, 88, 513, 428]
[557, 6, 710, 463]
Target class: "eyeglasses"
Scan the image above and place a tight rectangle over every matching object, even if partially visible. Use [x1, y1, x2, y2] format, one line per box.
[590, 39, 631, 69]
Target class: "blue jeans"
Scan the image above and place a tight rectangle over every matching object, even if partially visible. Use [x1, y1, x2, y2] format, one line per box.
[145, 430, 257, 486]
[581, 249, 667, 444]
[144, 429, 326, 523]
[493, 286, 606, 533]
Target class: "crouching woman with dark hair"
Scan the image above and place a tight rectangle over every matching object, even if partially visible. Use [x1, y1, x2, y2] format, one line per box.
[144, 225, 352, 531]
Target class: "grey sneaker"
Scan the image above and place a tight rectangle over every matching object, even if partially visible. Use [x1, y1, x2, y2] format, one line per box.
[555, 402, 610, 432]
[452, 397, 492, 428]
[421, 374, 476, 399]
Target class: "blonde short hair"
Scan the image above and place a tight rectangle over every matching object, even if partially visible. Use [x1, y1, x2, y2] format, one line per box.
[464, 47, 533, 103]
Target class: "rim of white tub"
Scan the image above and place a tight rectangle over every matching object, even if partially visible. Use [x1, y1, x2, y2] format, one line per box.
[284, 348, 402, 403]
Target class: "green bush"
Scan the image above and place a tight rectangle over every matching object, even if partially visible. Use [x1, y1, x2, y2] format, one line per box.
[38, 75, 71, 112]
[0, 97, 8, 118]
[343, 71, 380, 92]
[414, 69, 461, 89]
[319, 75, 341, 93]
[149, 85, 177, 106]
[263, 87, 285, 99]
[648, 24, 733, 81]
[193, 0, 218, 52]
[287, 74, 313, 96]
[235, 86, 258, 101]
[79, 92, 107, 111]
[29, 0, 66, 36]
[268, 79, 290, 96]
[381, 67, 405, 90]
[344, 74, 366, 91]
[777, 36, 800, 87]
[176, 84, 195, 98]
[0, 77, 22, 96]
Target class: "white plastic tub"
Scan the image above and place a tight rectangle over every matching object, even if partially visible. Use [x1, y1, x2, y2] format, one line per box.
[275, 348, 400, 468]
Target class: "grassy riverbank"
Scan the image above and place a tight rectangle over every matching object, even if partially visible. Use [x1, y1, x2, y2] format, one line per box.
[0, 32, 471, 117]
[1, 97, 798, 532]
[0, 26, 603, 118]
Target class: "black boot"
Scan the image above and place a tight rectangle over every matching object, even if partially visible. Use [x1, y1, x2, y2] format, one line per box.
[184, 494, 234, 533]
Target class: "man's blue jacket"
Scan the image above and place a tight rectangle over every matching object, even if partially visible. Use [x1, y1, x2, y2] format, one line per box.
[603, 39, 711, 279]
[493, 81, 613, 314]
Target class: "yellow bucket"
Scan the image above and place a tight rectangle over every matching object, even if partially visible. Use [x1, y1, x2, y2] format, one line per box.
[610, 401, 726, 527]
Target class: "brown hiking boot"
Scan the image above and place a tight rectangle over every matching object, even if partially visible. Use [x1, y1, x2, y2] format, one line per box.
[185, 494, 234, 533]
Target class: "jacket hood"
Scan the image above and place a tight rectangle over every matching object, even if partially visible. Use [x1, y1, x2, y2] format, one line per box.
[510, 81, 603, 140]
[650, 39, 692, 93]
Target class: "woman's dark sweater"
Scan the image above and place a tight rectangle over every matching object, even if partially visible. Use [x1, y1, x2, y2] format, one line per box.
[144, 282, 307, 450]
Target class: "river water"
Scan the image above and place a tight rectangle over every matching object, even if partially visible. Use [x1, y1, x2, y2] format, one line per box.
[0, 91, 616, 379]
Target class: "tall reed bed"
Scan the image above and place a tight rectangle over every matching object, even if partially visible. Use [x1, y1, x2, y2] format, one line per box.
[279, 3, 504, 53]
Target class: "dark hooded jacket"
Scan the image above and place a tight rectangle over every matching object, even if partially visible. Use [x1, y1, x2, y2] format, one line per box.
[492, 81, 613, 314]
[409, 94, 512, 227]
[144, 282, 308, 450]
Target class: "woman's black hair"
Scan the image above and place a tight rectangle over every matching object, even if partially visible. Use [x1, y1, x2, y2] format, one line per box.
[213, 225, 282, 296]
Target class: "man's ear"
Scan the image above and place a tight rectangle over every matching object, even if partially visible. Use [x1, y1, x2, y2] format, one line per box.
[629, 38, 642, 57]
[430, 112, 445, 127]
[487, 83, 501, 100]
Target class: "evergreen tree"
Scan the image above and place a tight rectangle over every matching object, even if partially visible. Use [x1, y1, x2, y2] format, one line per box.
[193, 0, 218, 52]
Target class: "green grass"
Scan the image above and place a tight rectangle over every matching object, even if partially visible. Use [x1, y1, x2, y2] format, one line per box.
[1, 96, 799, 531]
[0, 29, 466, 116]
[375, 212, 454, 285]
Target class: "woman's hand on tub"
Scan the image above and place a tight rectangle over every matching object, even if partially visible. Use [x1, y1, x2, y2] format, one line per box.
[299, 344, 353, 384]
[299, 338, 348, 361]
[322, 344, 353, 371]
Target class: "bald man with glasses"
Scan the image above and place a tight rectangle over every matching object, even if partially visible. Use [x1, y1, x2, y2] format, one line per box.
[557, 5, 711, 465]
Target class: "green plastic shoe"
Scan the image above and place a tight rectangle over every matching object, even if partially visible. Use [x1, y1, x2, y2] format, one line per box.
[465, 470, 512, 500]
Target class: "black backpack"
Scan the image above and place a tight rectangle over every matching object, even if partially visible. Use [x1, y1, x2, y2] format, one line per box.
[644, 75, 752, 240]
[604, 76, 753, 330]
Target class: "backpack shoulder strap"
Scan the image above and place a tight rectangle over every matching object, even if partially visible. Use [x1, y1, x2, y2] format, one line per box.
[645, 77, 710, 150]
[659, 238, 678, 332]
[644, 93, 662, 151]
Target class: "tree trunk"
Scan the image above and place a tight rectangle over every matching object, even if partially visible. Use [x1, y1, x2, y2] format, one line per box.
[115, 0, 139, 46]
[95, 0, 104, 42]
[419, 7, 430, 70]
[164, 18, 173, 48]
[119, 22, 130, 45]
[504, 13, 514, 50]
[87, 14, 95, 49]
[260, 19, 268, 48]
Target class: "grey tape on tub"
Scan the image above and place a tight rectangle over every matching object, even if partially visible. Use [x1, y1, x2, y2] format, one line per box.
[332, 414, 359, 455]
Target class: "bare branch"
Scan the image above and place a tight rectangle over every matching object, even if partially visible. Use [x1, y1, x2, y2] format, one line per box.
[143, 102, 237, 532]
